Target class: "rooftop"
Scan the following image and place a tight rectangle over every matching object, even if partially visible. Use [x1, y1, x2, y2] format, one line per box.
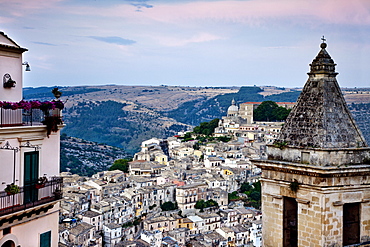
[275, 41, 367, 149]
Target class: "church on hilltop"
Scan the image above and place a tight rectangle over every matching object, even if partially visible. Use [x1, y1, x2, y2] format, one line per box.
[215, 99, 295, 146]
[253, 39, 370, 246]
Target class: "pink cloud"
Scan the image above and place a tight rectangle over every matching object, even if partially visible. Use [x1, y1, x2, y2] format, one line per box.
[155, 32, 223, 47]
[62, 0, 370, 29]
[142, 0, 370, 26]
[4, 0, 370, 27]
[1, 0, 64, 18]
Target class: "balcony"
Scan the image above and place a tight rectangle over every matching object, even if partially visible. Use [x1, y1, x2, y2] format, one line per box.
[0, 108, 61, 127]
[0, 177, 63, 218]
[0, 100, 64, 130]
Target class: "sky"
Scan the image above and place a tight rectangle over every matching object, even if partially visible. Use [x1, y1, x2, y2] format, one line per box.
[1, 0, 370, 88]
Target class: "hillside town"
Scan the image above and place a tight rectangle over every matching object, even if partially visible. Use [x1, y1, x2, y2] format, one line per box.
[2, 24, 370, 247]
[57, 100, 288, 247]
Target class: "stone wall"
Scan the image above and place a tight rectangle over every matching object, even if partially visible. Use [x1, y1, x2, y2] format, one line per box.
[256, 159, 370, 247]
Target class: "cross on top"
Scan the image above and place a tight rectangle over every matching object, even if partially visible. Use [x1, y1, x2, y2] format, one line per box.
[321, 36, 326, 43]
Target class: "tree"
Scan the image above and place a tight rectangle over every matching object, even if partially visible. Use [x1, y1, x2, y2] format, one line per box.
[253, 101, 291, 121]
[250, 191, 261, 201]
[252, 181, 261, 193]
[195, 199, 219, 211]
[109, 158, 131, 173]
[195, 200, 206, 210]
[228, 191, 240, 201]
[239, 182, 253, 193]
[192, 118, 220, 136]
[275, 107, 291, 121]
[183, 132, 192, 140]
[160, 201, 178, 211]
[206, 199, 218, 208]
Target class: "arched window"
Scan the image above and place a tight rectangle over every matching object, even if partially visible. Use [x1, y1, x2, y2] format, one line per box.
[1, 240, 15, 247]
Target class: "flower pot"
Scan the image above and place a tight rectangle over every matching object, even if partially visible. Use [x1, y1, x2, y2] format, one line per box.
[5, 184, 20, 195]
[35, 184, 45, 189]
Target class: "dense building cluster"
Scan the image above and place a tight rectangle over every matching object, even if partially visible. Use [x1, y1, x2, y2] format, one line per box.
[57, 101, 288, 246]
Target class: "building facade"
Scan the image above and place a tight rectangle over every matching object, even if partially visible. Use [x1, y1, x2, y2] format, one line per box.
[0, 32, 63, 247]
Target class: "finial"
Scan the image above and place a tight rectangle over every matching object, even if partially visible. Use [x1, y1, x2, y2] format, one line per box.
[320, 36, 327, 49]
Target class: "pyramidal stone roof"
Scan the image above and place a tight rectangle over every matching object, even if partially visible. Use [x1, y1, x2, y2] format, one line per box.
[275, 41, 367, 149]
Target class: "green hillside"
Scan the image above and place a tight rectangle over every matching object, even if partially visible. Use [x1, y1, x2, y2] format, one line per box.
[63, 100, 185, 154]
[165, 86, 300, 125]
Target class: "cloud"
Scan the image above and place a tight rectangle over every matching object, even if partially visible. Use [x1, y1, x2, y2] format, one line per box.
[88, 36, 136, 45]
[63, 0, 370, 31]
[157, 32, 223, 47]
[148, 0, 370, 26]
[33, 41, 57, 46]
[125, 0, 153, 11]
[0, 0, 63, 18]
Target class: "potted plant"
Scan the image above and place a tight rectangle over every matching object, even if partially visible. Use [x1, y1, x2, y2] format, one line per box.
[35, 176, 48, 189]
[5, 183, 20, 195]
[42, 116, 63, 137]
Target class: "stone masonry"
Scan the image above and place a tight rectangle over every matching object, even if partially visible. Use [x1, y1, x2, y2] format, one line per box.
[253, 40, 370, 247]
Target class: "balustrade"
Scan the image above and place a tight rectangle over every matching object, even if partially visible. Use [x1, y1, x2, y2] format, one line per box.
[0, 177, 63, 216]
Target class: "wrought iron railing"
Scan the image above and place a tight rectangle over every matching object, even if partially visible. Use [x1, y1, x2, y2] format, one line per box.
[0, 177, 63, 216]
[0, 108, 61, 127]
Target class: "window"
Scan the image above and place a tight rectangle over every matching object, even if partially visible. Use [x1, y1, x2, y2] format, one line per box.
[24, 151, 39, 203]
[283, 197, 297, 247]
[343, 203, 360, 245]
[40, 231, 51, 247]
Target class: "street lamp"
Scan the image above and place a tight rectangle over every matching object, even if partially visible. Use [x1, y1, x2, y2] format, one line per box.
[22, 62, 31, 71]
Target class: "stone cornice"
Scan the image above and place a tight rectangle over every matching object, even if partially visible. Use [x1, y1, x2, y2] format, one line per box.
[266, 144, 370, 152]
[253, 159, 370, 177]
[0, 124, 64, 140]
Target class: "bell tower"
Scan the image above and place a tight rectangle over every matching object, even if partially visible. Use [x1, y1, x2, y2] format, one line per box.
[253, 39, 370, 247]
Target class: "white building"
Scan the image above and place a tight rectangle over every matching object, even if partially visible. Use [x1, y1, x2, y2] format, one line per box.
[187, 215, 205, 234]
[103, 223, 122, 247]
[249, 220, 262, 247]
[140, 230, 163, 247]
[0, 31, 64, 247]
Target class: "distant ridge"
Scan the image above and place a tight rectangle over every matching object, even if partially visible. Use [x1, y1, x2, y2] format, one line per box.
[23, 85, 369, 154]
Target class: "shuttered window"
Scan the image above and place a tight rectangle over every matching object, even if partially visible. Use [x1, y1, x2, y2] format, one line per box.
[40, 231, 51, 247]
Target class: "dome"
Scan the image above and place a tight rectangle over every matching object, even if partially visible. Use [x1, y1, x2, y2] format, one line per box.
[227, 99, 239, 116]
